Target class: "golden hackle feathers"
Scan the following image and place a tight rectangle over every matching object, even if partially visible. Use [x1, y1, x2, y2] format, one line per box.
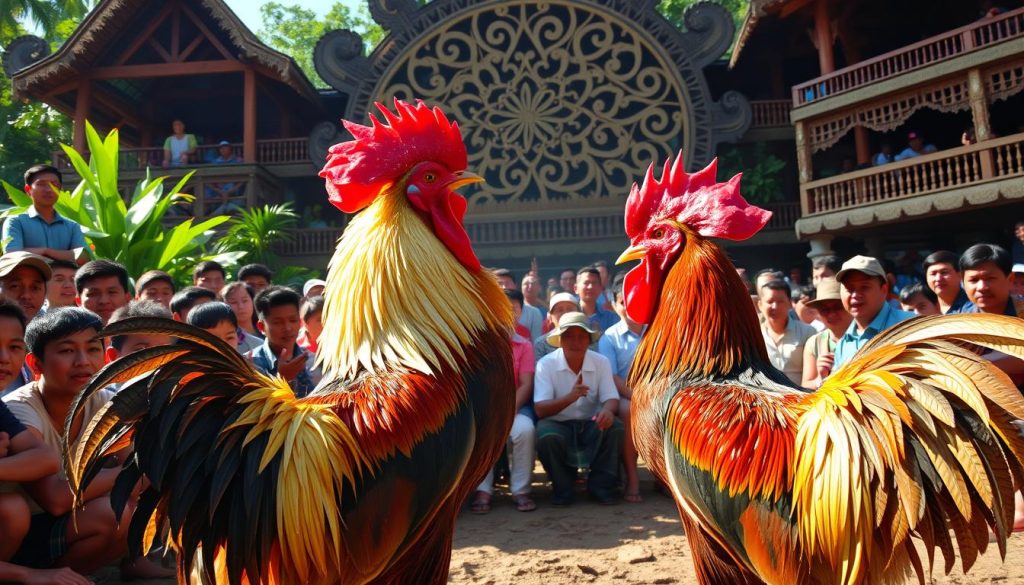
[317, 184, 513, 380]
[791, 312, 1024, 585]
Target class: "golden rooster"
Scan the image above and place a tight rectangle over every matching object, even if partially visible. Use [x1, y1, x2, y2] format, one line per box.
[63, 99, 515, 584]
[616, 152, 1024, 585]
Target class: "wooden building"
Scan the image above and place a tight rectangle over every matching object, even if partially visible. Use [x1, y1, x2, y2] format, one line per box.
[730, 0, 1024, 263]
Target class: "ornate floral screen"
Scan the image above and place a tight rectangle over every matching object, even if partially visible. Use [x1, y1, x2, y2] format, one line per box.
[313, 0, 748, 210]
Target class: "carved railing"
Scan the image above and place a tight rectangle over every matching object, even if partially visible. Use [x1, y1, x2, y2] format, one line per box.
[52, 138, 311, 170]
[762, 201, 801, 230]
[801, 133, 1024, 215]
[750, 100, 792, 128]
[793, 7, 1024, 106]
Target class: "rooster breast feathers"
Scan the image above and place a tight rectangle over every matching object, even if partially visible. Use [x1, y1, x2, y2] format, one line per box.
[65, 312, 514, 585]
[660, 313, 1024, 585]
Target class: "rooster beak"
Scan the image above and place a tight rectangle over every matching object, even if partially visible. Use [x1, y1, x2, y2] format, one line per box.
[447, 171, 485, 191]
[616, 244, 647, 265]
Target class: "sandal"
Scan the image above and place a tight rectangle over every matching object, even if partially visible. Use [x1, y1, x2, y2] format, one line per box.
[470, 490, 491, 514]
[512, 494, 536, 512]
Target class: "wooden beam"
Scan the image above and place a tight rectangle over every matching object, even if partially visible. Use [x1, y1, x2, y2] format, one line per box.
[91, 60, 245, 79]
[244, 68, 257, 162]
[180, 3, 234, 60]
[814, 0, 835, 74]
[73, 80, 92, 154]
[147, 38, 173, 63]
[178, 32, 205, 62]
[171, 7, 181, 60]
[114, 2, 176, 65]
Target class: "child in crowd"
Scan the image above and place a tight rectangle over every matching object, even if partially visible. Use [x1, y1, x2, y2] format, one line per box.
[187, 302, 241, 350]
[297, 295, 324, 354]
[169, 286, 216, 322]
[135, 270, 176, 309]
[192, 260, 226, 293]
[1, 308, 136, 577]
[0, 300, 32, 397]
[45, 259, 79, 309]
[106, 301, 174, 360]
[898, 282, 940, 316]
[247, 286, 320, 397]
[237, 264, 272, 295]
[74, 260, 131, 325]
[219, 282, 262, 352]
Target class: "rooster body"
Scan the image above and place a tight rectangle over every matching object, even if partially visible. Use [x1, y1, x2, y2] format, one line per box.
[64, 100, 515, 584]
[618, 154, 1024, 585]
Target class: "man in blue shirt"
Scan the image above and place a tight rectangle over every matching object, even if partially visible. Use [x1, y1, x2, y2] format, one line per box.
[893, 131, 937, 161]
[833, 256, 916, 368]
[575, 266, 619, 333]
[924, 250, 971, 314]
[1, 165, 87, 265]
[954, 244, 1020, 317]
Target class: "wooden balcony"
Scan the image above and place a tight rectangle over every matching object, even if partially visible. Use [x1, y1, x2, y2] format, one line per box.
[801, 132, 1024, 218]
[51, 138, 310, 171]
[793, 7, 1024, 107]
[750, 100, 792, 128]
[276, 201, 802, 258]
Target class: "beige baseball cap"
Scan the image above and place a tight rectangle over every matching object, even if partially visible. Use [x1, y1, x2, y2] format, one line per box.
[0, 251, 52, 281]
[835, 255, 885, 282]
[546, 312, 600, 346]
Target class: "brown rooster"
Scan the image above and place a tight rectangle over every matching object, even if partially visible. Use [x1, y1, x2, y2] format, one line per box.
[616, 152, 1024, 585]
[63, 99, 515, 584]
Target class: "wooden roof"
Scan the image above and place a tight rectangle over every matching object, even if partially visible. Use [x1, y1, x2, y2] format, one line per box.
[11, 0, 319, 104]
[729, 0, 806, 68]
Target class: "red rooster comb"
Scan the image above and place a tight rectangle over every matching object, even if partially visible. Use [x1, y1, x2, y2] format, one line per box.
[625, 152, 771, 241]
[319, 98, 468, 213]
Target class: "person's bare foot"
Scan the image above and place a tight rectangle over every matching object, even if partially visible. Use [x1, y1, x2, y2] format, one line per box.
[121, 556, 176, 580]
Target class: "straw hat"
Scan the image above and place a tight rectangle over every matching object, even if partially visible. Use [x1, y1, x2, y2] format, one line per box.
[806, 278, 842, 309]
[546, 312, 600, 346]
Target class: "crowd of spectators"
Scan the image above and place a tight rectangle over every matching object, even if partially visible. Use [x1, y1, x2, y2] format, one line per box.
[0, 162, 1021, 581]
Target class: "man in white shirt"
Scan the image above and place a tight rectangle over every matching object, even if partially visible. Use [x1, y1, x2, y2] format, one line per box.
[534, 312, 622, 506]
[758, 279, 817, 385]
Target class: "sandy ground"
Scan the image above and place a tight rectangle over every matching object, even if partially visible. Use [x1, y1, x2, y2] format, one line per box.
[94, 463, 1024, 585]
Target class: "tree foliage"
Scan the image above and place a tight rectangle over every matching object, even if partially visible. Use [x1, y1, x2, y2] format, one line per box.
[258, 2, 383, 88]
[658, 0, 748, 34]
[717, 142, 787, 205]
[0, 2, 88, 186]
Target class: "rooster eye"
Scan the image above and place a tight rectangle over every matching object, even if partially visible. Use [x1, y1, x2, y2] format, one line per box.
[652, 228, 666, 239]
[424, 172, 436, 183]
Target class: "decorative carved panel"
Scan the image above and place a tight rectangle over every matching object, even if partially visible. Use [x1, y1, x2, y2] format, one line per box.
[312, 0, 748, 210]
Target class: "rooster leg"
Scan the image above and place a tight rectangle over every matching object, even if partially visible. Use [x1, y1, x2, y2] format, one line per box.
[678, 513, 765, 585]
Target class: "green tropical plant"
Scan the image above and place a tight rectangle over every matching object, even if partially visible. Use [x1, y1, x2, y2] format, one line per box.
[213, 203, 321, 289]
[717, 142, 787, 205]
[1, 121, 245, 284]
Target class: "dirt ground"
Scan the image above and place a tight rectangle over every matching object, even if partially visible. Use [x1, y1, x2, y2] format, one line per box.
[94, 464, 1024, 585]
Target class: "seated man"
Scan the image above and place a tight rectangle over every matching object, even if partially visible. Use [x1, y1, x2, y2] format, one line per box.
[534, 292, 582, 362]
[2, 308, 126, 576]
[0, 251, 51, 322]
[2, 165, 87, 265]
[247, 286, 321, 397]
[534, 312, 622, 506]
[472, 289, 537, 513]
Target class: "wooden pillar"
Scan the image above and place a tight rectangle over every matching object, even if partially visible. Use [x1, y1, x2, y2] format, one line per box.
[73, 80, 92, 154]
[968, 68, 994, 178]
[814, 0, 835, 75]
[796, 120, 815, 214]
[854, 126, 871, 165]
[243, 68, 257, 163]
[967, 68, 992, 142]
